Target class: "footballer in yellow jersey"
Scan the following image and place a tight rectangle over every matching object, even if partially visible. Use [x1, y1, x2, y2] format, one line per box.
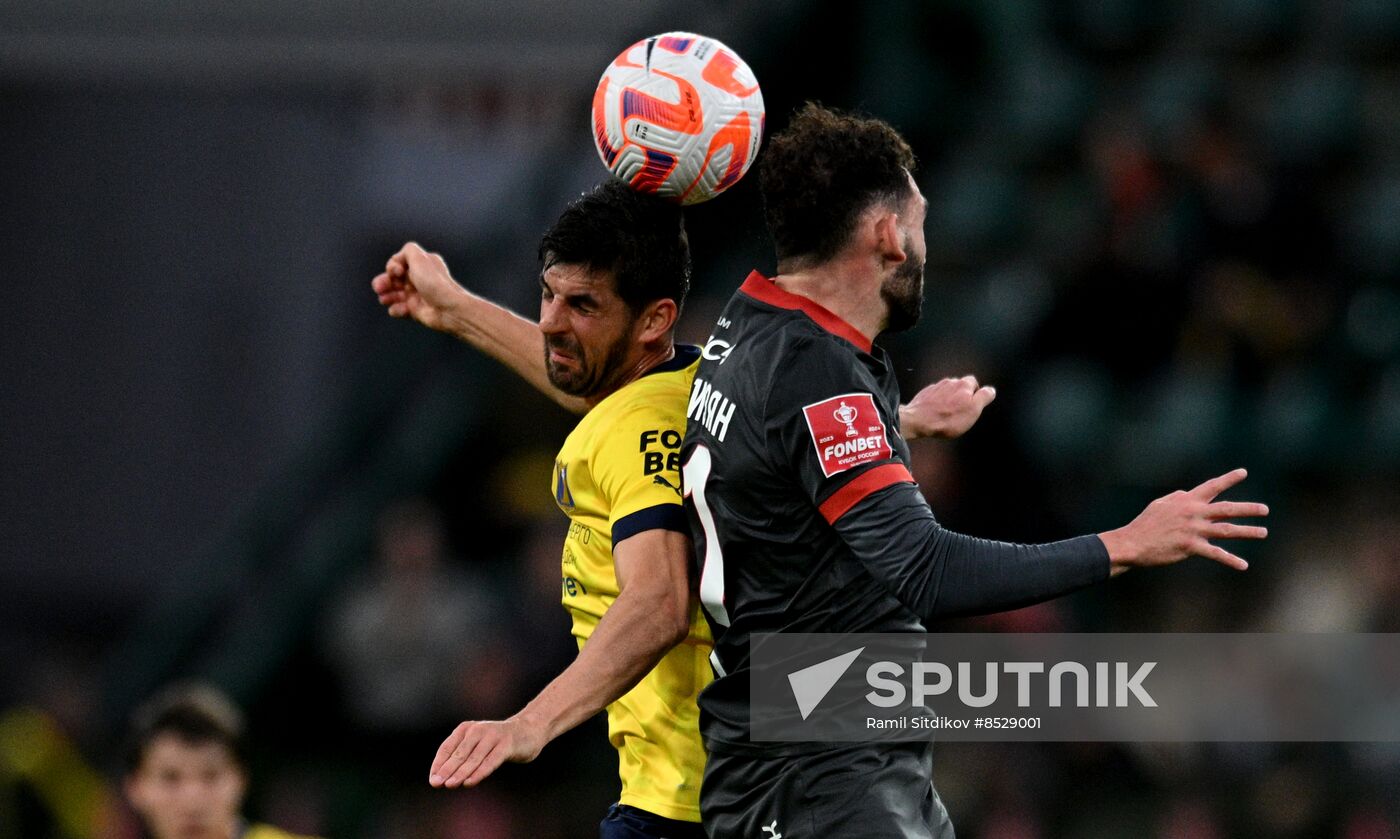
[551, 343, 711, 821]
[375, 180, 710, 838]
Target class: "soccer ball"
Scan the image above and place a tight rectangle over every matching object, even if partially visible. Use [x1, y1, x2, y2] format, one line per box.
[592, 32, 765, 205]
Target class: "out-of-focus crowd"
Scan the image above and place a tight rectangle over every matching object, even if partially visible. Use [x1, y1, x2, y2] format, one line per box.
[4, 1, 1398, 837]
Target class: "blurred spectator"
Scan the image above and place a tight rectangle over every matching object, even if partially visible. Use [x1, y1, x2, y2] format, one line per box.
[0, 705, 129, 839]
[320, 498, 501, 733]
[123, 684, 319, 839]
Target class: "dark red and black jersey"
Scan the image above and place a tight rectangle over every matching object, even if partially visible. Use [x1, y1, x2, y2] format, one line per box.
[682, 272, 1109, 754]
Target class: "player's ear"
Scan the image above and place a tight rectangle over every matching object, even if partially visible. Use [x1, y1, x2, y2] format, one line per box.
[124, 773, 150, 814]
[874, 210, 907, 266]
[231, 766, 248, 805]
[639, 298, 678, 343]
[123, 775, 139, 806]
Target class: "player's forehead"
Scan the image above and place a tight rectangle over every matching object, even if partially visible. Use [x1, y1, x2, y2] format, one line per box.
[541, 261, 620, 299]
[138, 732, 239, 774]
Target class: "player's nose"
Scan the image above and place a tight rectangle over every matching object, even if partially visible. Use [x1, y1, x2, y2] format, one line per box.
[538, 298, 568, 335]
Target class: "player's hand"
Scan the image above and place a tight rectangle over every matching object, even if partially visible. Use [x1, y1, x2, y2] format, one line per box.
[1099, 468, 1269, 576]
[428, 716, 546, 789]
[899, 376, 997, 440]
[371, 242, 467, 332]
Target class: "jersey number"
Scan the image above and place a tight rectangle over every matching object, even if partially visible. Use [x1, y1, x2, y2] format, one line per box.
[682, 444, 730, 628]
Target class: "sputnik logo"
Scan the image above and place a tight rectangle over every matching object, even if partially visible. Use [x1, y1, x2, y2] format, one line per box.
[787, 647, 865, 720]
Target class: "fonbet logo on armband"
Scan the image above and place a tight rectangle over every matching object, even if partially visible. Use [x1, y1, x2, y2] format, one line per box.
[833, 400, 859, 436]
[801, 393, 892, 477]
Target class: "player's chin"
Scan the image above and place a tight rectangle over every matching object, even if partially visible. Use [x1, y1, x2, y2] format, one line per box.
[545, 365, 593, 396]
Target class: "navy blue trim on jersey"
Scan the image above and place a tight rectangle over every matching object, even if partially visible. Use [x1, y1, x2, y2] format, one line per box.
[600, 803, 707, 839]
[641, 343, 700, 378]
[612, 502, 688, 545]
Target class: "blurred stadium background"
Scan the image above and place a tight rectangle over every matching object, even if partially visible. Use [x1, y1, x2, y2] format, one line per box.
[3, 0, 1399, 836]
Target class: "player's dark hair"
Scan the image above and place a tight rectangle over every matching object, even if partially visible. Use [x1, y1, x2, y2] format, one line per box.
[760, 102, 917, 264]
[538, 179, 691, 320]
[123, 684, 248, 773]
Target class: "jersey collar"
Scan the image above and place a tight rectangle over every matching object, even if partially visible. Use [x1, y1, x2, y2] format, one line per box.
[641, 343, 700, 378]
[738, 271, 873, 353]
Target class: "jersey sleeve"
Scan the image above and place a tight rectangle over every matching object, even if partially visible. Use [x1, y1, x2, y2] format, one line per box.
[593, 399, 689, 546]
[766, 334, 1108, 623]
[833, 482, 1110, 621]
[764, 335, 916, 521]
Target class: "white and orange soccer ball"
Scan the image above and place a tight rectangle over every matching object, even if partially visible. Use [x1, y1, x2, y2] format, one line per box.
[592, 32, 765, 205]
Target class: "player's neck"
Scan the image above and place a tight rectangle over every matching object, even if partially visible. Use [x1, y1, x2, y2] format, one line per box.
[773, 258, 884, 343]
[583, 341, 675, 408]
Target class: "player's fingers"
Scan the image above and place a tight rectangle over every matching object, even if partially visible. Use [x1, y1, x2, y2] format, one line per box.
[371, 272, 391, 293]
[462, 740, 510, 788]
[437, 730, 492, 789]
[443, 731, 499, 788]
[959, 375, 979, 391]
[1206, 501, 1269, 519]
[973, 386, 997, 409]
[388, 302, 407, 318]
[1190, 468, 1248, 500]
[1203, 523, 1268, 541]
[429, 724, 469, 786]
[1196, 541, 1249, 571]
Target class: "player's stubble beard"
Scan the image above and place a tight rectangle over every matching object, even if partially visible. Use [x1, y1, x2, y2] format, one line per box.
[544, 327, 634, 398]
[880, 233, 925, 333]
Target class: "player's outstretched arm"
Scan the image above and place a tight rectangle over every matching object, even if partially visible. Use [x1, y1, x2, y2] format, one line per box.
[899, 375, 997, 440]
[835, 468, 1267, 621]
[428, 528, 693, 789]
[372, 242, 588, 415]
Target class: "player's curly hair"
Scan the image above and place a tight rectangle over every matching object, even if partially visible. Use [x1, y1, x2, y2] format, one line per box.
[760, 102, 917, 264]
[124, 683, 248, 773]
[539, 179, 691, 320]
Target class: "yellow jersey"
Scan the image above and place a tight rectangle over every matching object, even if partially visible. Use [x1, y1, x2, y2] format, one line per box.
[244, 824, 321, 839]
[551, 344, 712, 822]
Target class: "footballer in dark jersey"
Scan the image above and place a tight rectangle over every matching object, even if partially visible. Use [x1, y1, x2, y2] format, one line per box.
[681, 104, 1270, 838]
